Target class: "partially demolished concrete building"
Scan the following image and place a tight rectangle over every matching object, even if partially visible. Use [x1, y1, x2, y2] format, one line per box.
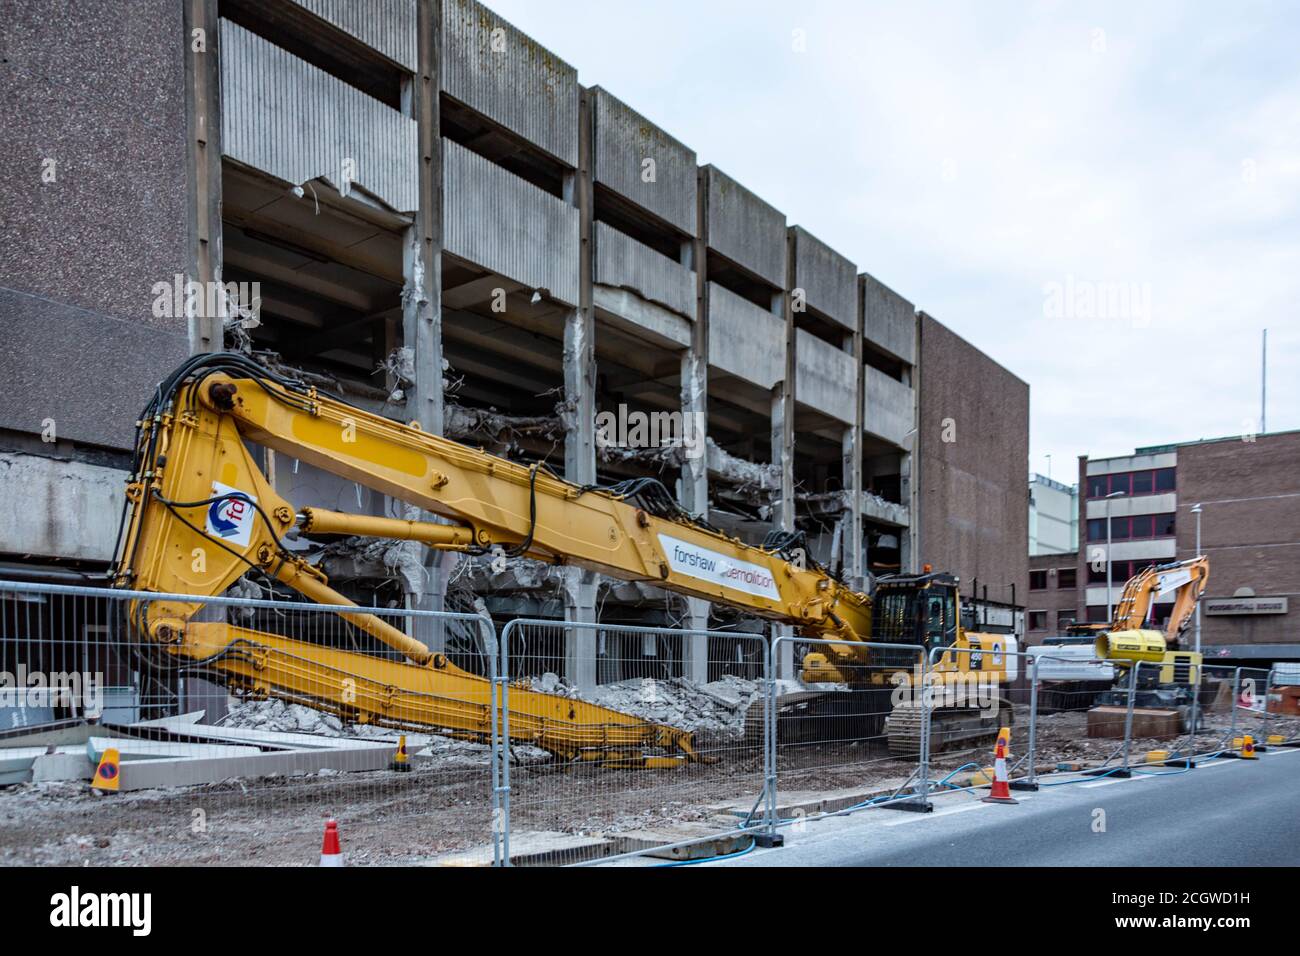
[0, 0, 1028, 685]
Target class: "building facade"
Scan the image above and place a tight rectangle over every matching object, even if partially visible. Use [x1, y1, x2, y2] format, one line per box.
[1023, 432, 1298, 661]
[1029, 474, 1078, 555]
[0, 0, 1029, 683]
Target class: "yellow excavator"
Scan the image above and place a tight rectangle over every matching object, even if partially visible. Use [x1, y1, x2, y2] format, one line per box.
[1092, 556, 1210, 727]
[110, 353, 1015, 766]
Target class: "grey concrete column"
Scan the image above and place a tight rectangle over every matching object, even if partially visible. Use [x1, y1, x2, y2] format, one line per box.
[844, 321, 865, 590]
[562, 88, 598, 689]
[404, 0, 446, 629]
[183, 0, 222, 354]
[682, 596, 710, 682]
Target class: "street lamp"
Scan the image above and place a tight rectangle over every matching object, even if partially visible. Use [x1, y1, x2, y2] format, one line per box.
[1191, 503, 1203, 657]
[1191, 502, 1204, 734]
[1105, 490, 1126, 621]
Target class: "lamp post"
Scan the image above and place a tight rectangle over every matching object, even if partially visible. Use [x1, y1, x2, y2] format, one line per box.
[1191, 503, 1204, 734]
[1192, 503, 1203, 657]
[1105, 490, 1126, 621]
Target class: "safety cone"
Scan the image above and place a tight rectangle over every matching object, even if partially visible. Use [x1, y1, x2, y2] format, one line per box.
[391, 734, 410, 772]
[320, 819, 345, 866]
[91, 747, 121, 793]
[981, 727, 1018, 805]
[1241, 735, 1257, 760]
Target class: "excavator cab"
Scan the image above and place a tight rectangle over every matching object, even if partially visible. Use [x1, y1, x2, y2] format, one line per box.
[872, 572, 960, 654]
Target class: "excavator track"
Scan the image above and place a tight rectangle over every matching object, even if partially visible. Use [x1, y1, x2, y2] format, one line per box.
[884, 698, 1013, 757]
[744, 689, 897, 751]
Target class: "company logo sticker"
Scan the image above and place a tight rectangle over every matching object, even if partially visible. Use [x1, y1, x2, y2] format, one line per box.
[205, 481, 257, 548]
[657, 533, 781, 601]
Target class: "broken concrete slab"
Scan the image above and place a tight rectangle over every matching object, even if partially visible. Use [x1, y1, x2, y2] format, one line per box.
[87, 736, 261, 762]
[31, 751, 94, 783]
[114, 744, 395, 791]
[421, 830, 614, 867]
[134, 716, 395, 752]
[610, 824, 752, 861]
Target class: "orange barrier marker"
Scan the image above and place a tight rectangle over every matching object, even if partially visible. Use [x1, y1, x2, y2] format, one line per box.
[320, 819, 345, 866]
[1241, 735, 1257, 760]
[91, 747, 121, 793]
[391, 735, 411, 772]
[981, 727, 1019, 805]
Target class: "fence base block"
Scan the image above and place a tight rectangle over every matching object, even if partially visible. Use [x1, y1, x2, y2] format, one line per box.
[753, 833, 784, 848]
[1009, 780, 1039, 791]
[1083, 766, 1131, 778]
[881, 797, 933, 813]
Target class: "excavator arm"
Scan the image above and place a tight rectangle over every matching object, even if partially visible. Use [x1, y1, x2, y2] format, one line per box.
[112, 354, 872, 764]
[1095, 556, 1210, 663]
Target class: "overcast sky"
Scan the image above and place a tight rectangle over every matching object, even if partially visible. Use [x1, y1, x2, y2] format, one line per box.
[488, 0, 1299, 482]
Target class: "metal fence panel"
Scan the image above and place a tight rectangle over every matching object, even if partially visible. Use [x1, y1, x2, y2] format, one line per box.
[498, 618, 768, 866]
[0, 580, 501, 867]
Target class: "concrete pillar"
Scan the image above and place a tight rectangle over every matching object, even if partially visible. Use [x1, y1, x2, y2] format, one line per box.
[560, 87, 599, 689]
[844, 321, 865, 590]
[678, 172, 711, 680]
[184, 0, 222, 354]
[403, 0, 446, 634]
[682, 596, 710, 682]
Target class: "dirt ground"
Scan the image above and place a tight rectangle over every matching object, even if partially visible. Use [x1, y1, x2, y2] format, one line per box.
[1, 707, 1294, 866]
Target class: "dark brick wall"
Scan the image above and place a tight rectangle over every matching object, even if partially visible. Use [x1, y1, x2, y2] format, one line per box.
[0, 0, 191, 451]
[917, 313, 1029, 610]
[1026, 551, 1081, 643]
[1176, 431, 1300, 648]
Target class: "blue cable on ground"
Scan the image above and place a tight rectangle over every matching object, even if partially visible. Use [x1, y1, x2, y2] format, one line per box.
[653, 838, 756, 867]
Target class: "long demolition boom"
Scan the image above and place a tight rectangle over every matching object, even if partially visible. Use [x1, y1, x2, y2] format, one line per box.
[112, 355, 872, 764]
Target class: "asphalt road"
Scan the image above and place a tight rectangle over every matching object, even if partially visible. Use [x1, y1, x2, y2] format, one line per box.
[717, 746, 1300, 867]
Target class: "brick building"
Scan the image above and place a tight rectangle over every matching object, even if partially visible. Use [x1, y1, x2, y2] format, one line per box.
[1022, 430, 1299, 664]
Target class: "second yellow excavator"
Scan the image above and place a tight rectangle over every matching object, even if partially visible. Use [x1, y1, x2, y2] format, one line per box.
[110, 353, 1015, 766]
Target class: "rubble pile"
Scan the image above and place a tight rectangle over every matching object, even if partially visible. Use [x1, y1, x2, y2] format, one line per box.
[527, 672, 766, 737]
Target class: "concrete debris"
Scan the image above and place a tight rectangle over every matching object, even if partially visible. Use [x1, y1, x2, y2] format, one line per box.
[525, 673, 767, 737]
[444, 403, 563, 446]
[222, 699, 349, 737]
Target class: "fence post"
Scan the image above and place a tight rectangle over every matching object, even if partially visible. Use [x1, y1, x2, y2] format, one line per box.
[1025, 656, 1040, 788]
[763, 635, 779, 844]
[1262, 668, 1274, 747]
[498, 620, 513, 867]
[1229, 667, 1241, 747]
[1120, 661, 1139, 776]
[487, 617, 501, 868]
[917, 648, 932, 806]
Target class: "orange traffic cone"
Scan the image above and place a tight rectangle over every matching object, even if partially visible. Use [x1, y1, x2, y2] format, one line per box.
[320, 819, 344, 866]
[1241, 735, 1257, 760]
[982, 728, 1019, 805]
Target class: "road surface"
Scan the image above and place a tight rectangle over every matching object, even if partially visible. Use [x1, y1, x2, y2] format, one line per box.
[716, 747, 1300, 866]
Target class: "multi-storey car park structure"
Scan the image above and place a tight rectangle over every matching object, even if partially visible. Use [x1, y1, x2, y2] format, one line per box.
[0, 0, 1028, 688]
[1025, 431, 1300, 667]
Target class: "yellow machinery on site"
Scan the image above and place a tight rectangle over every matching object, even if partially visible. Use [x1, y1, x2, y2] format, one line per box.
[111, 353, 1014, 766]
[1091, 556, 1210, 725]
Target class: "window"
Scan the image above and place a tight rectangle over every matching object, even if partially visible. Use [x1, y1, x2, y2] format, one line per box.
[1086, 605, 1110, 623]
[1155, 513, 1176, 536]
[1087, 518, 1106, 541]
[1131, 514, 1153, 538]
[1057, 568, 1077, 588]
[1086, 467, 1175, 498]
[1057, 611, 1076, 629]
[1028, 611, 1047, 631]
[1030, 570, 1048, 590]
[1110, 517, 1131, 540]
[1088, 564, 1108, 584]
